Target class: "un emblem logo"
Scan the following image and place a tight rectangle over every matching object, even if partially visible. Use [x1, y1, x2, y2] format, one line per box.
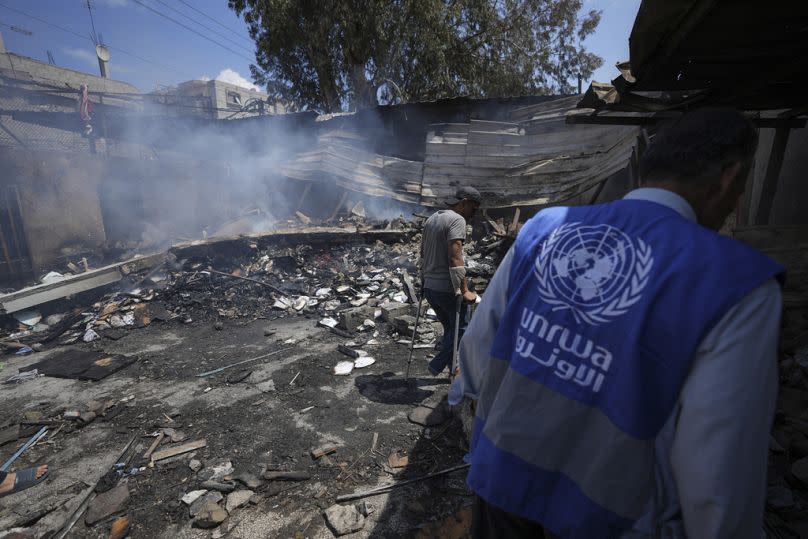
[534, 222, 653, 325]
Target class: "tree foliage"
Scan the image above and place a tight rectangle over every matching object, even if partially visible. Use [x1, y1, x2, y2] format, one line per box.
[229, 0, 603, 112]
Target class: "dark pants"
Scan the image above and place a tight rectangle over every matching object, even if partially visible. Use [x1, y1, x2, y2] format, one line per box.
[472, 496, 557, 539]
[424, 288, 468, 374]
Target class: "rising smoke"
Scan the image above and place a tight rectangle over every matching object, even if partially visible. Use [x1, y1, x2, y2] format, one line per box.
[100, 100, 414, 253]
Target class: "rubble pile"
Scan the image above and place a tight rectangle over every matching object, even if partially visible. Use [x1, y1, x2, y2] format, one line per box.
[0, 220, 509, 356]
[0, 215, 513, 537]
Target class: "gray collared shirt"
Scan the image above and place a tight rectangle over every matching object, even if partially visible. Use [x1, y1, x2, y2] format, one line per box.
[456, 188, 781, 538]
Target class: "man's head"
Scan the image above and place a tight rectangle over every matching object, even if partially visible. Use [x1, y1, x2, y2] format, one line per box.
[640, 109, 758, 230]
[448, 186, 482, 220]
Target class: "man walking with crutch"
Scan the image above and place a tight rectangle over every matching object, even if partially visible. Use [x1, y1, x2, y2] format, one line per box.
[418, 186, 481, 376]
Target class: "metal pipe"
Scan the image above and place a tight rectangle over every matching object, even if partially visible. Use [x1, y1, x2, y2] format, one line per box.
[0, 426, 48, 471]
[404, 294, 424, 380]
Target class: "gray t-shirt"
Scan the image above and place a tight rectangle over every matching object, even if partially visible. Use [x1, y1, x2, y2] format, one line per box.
[422, 209, 466, 292]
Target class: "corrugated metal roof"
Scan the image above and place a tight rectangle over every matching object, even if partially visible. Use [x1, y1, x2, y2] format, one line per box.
[279, 96, 637, 209]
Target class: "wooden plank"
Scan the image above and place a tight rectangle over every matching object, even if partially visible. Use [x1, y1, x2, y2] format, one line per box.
[295, 183, 312, 211]
[0, 269, 122, 314]
[150, 439, 206, 462]
[754, 127, 790, 225]
[328, 191, 349, 222]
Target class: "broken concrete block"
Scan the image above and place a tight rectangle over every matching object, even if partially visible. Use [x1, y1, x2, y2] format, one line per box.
[189, 459, 203, 472]
[209, 461, 235, 481]
[181, 489, 207, 505]
[189, 491, 224, 517]
[194, 502, 228, 529]
[408, 403, 450, 426]
[225, 489, 254, 512]
[85, 484, 129, 526]
[338, 306, 376, 332]
[380, 302, 410, 323]
[324, 504, 365, 536]
[234, 472, 262, 489]
[393, 315, 417, 336]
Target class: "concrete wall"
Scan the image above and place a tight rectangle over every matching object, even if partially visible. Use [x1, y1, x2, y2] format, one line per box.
[1, 150, 107, 272]
[170, 79, 282, 120]
[0, 52, 138, 94]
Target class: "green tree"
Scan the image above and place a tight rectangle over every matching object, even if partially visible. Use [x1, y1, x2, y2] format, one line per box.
[229, 0, 602, 112]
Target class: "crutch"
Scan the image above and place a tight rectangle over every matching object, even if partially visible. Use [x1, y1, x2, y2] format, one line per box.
[449, 294, 462, 384]
[404, 291, 424, 380]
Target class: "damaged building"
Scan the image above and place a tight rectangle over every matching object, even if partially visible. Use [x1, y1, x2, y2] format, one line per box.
[0, 0, 807, 537]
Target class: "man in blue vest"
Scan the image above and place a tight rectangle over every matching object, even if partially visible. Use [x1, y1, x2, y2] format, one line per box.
[454, 109, 784, 538]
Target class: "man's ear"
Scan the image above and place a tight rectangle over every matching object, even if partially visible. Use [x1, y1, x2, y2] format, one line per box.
[719, 161, 745, 195]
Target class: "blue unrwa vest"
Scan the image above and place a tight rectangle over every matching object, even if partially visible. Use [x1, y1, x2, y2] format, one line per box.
[468, 199, 784, 538]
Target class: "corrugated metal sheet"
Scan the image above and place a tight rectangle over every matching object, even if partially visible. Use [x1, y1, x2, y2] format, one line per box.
[280, 96, 637, 209]
[280, 130, 424, 205]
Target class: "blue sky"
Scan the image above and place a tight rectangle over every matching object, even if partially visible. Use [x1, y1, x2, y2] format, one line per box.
[0, 0, 640, 93]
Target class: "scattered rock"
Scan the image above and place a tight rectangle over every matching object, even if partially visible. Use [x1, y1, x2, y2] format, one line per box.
[234, 472, 261, 489]
[408, 403, 449, 426]
[225, 489, 254, 512]
[380, 301, 410, 323]
[194, 502, 228, 529]
[393, 315, 418, 336]
[189, 459, 203, 473]
[182, 489, 207, 505]
[264, 328, 276, 336]
[209, 461, 234, 481]
[357, 500, 374, 517]
[323, 504, 365, 536]
[190, 491, 224, 517]
[339, 306, 376, 332]
[214, 321, 224, 331]
[85, 484, 130, 526]
[256, 379, 276, 392]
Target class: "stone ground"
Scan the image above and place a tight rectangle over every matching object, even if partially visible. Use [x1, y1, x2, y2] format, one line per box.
[0, 313, 473, 538]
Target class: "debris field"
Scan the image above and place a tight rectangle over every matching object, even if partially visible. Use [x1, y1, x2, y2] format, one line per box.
[0, 218, 508, 538]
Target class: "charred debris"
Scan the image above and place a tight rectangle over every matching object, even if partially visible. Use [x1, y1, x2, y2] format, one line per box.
[0, 211, 515, 538]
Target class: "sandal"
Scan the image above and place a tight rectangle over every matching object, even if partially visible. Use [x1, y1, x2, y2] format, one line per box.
[0, 467, 49, 497]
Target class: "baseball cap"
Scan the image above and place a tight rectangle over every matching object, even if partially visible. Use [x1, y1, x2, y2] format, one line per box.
[447, 186, 482, 205]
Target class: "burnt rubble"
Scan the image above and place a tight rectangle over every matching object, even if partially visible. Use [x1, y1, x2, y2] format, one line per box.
[0, 216, 510, 538]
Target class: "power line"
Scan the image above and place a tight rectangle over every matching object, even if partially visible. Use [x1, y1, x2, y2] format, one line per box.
[176, 0, 253, 46]
[0, 20, 32, 36]
[0, 2, 196, 80]
[151, 0, 254, 55]
[85, 0, 99, 44]
[130, 0, 254, 63]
